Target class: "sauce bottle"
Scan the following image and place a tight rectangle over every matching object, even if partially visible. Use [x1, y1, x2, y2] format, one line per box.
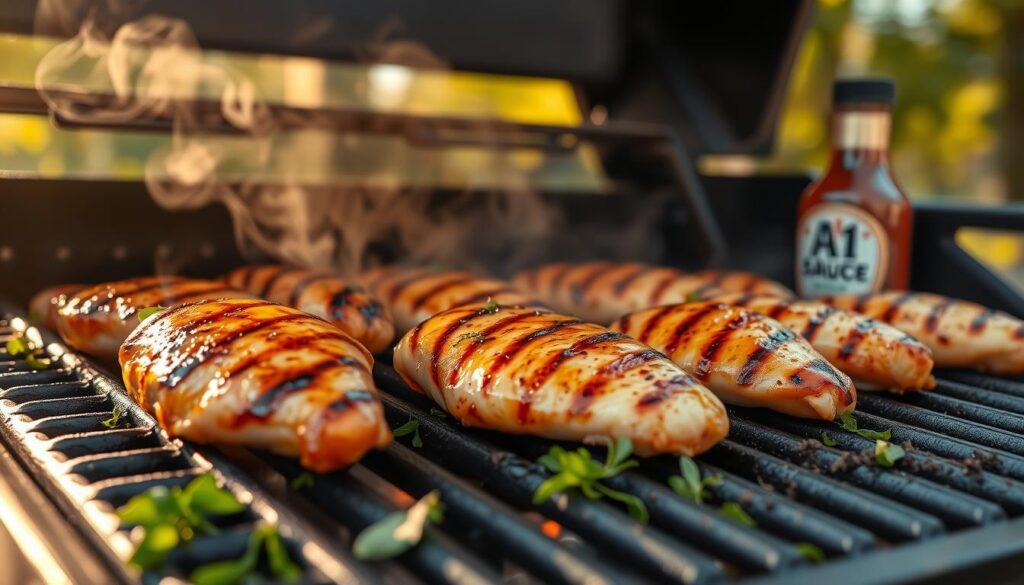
[795, 78, 913, 298]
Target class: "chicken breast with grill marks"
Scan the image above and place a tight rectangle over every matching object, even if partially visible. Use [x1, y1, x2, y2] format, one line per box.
[359, 265, 542, 335]
[56, 276, 252, 359]
[512, 261, 794, 324]
[820, 292, 1024, 375]
[708, 292, 935, 391]
[610, 301, 856, 420]
[120, 298, 391, 471]
[224, 265, 394, 353]
[393, 302, 729, 456]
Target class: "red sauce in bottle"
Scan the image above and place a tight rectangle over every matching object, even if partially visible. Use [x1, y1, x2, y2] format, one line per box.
[796, 78, 913, 298]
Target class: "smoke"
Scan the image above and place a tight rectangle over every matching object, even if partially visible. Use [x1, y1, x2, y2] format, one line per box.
[32, 2, 560, 275]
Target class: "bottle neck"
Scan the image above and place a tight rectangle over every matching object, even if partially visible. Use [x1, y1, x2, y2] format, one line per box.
[829, 107, 891, 166]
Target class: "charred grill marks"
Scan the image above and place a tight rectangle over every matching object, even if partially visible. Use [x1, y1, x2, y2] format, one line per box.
[970, 309, 997, 335]
[569, 263, 611, 306]
[259, 266, 301, 298]
[611, 266, 649, 296]
[326, 389, 375, 414]
[481, 318, 583, 390]
[647, 272, 681, 305]
[246, 356, 361, 419]
[446, 312, 537, 387]
[695, 313, 755, 379]
[839, 318, 877, 359]
[410, 275, 476, 311]
[801, 306, 838, 342]
[637, 375, 696, 409]
[880, 293, 913, 323]
[636, 304, 678, 344]
[526, 331, 627, 390]
[80, 279, 182, 315]
[737, 327, 798, 385]
[664, 304, 722, 357]
[569, 349, 661, 416]
[287, 273, 329, 306]
[386, 269, 434, 304]
[925, 299, 953, 333]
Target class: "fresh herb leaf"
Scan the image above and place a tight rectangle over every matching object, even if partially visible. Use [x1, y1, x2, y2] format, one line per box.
[839, 413, 892, 442]
[5, 336, 32, 357]
[289, 472, 315, 491]
[794, 542, 825, 563]
[137, 306, 166, 323]
[117, 473, 244, 569]
[532, 438, 648, 523]
[429, 407, 447, 419]
[875, 440, 906, 467]
[479, 299, 500, 314]
[454, 331, 487, 346]
[353, 491, 443, 560]
[25, 352, 52, 370]
[190, 525, 299, 585]
[101, 404, 127, 429]
[822, 432, 837, 447]
[718, 501, 757, 527]
[685, 291, 704, 302]
[393, 419, 423, 449]
[668, 456, 723, 504]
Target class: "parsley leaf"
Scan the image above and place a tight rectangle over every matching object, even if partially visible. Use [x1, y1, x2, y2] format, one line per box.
[5, 336, 32, 357]
[454, 331, 487, 346]
[25, 352, 53, 370]
[101, 404, 128, 429]
[839, 413, 892, 441]
[353, 491, 443, 560]
[794, 542, 825, 563]
[821, 432, 837, 447]
[117, 473, 245, 569]
[393, 419, 423, 449]
[137, 306, 167, 323]
[289, 472, 315, 491]
[190, 525, 300, 585]
[875, 440, 906, 467]
[668, 456, 723, 504]
[478, 299, 500, 314]
[429, 407, 447, 419]
[533, 437, 648, 524]
[718, 501, 757, 527]
[685, 291, 704, 303]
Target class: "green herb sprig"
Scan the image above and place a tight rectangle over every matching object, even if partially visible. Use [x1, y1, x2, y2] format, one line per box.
[478, 299, 500, 314]
[429, 407, 447, 419]
[685, 291, 704, 303]
[821, 432, 837, 447]
[794, 542, 826, 563]
[718, 501, 757, 527]
[533, 437, 648, 524]
[137, 306, 167, 322]
[289, 472, 315, 491]
[393, 418, 423, 448]
[5, 335, 53, 369]
[838, 413, 891, 441]
[668, 456, 723, 504]
[454, 331, 487, 346]
[5, 336, 32, 357]
[353, 490, 443, 560]
[101, 404, 128, 429]
[116, 473, 245, 569]
[875, 440, 906, 467]
[190, 525, 300, 585]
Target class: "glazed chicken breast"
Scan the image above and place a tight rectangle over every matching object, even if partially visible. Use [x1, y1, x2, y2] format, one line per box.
[820, 292, 1024, 375]
[56, 276, 252, 359]
[359, 266, 541, 335]
[29, 284, 88, 331]
[393, 303, 729, 456]
[512, 261, 795, 324]
[610, 302, 856, 420]
[709, 293, 935, 391]
[223, 265, 395, 353]
[120, 298, 391, 471]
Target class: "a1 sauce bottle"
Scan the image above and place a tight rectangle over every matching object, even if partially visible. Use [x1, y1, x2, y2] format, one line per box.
[796, 78, 912, 298]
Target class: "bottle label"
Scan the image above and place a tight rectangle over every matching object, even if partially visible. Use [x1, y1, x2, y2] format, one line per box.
[796, 202, 889, 297]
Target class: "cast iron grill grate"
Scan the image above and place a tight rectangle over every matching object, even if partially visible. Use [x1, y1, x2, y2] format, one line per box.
[4, 308, 1024, 584]
[0, 318, 372, 585]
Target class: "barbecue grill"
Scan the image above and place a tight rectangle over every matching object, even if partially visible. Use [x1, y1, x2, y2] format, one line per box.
[1, 1, 1024, 584]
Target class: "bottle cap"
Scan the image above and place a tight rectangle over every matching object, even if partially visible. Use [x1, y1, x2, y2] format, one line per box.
[832, 78, 895, 105]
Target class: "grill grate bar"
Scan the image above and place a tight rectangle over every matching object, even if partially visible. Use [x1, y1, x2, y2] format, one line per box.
[887, 391, 1024, 435]
[376, 386, 726, 585]
[0, 381, 92, 403]
[856, 394, 1024, 457]
[67, 446, 192, 483]
[932, 379, 1024, 415]
[936, 371, 1024, 398]
[703, 440, 944, 542]
[731, 409, 1024, 516]
[362, 442, 641, 585]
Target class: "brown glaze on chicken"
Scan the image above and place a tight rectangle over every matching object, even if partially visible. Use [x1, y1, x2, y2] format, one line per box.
[393, 303, 729, 456]
[359, 266, 541, 335]
[56, 276, 252, 359]
[120, 298, 391, 472]
[820, 292, 1024, 375]
[512, 261, 795, 324]
[29, 284, 88, 331]
[610, 301, 856, 420]
[709, 292, 935, 392]
[223, 265, 394, 353]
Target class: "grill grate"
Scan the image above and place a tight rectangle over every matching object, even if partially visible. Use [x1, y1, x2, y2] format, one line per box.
[3, 308, 1024, 584]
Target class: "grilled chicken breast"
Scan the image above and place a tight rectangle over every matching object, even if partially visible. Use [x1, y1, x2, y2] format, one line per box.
[223, 265, 394, 353]
[57, 276, 252, 359]
[359, 266, 541, 335]
[120, 298, 390, 471]
[29, 284, 88, 331]
[610, 302, 856, 419]
[710, 293, 935, 391]
[820, 292, 1024, 375]
[512, 261, 795, 324]
[393, 303, 729, 456]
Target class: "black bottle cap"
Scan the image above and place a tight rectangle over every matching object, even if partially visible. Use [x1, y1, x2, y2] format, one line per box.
[832, 78, 895, 105]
